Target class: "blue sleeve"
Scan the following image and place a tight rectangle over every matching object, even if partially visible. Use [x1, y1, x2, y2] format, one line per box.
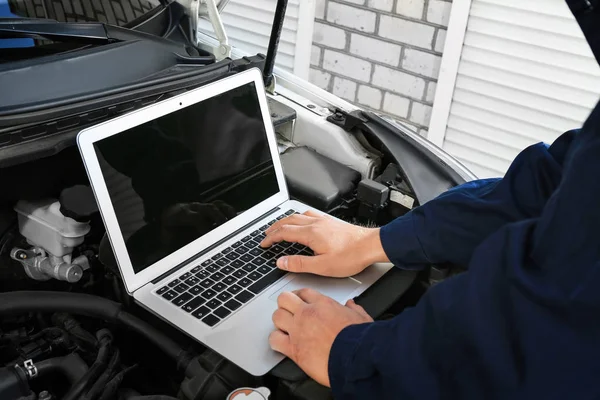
[379, 131, 574, 269]
[328, 104, 600, 399]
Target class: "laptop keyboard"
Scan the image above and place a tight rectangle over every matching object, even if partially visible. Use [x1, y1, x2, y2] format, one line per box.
[155, 210, 313, 328]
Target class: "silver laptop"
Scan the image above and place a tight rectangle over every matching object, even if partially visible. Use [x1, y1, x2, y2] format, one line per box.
[77, 68, 392, 376]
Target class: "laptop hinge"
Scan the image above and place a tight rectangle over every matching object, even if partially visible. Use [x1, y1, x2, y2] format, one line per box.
[150, 206, 281, 284]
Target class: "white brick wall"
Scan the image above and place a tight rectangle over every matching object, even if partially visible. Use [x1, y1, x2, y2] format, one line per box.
[309, 0, 453, 135]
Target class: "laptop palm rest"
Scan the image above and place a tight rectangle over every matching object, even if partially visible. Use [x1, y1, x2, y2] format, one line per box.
[268, 274, 362, 304]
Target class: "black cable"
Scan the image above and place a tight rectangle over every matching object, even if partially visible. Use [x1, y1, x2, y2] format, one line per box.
[83, 348, 121, 400]
[62, 330, 113, 400]
[0, 291, 195, 376]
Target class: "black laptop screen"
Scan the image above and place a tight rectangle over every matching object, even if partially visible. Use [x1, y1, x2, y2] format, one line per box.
[94, 82, 279, 273]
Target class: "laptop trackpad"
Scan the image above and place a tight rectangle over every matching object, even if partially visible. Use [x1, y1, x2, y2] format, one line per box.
[269, 274, 361, 304]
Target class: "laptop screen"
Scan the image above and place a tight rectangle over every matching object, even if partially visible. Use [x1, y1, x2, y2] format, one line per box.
[93, 82, 279, 273]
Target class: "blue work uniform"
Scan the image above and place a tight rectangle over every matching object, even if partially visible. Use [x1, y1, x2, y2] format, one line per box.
[328, 1, 600, 398]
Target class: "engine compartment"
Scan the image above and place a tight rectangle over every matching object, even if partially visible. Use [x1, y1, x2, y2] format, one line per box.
[0, 94, 434, 400]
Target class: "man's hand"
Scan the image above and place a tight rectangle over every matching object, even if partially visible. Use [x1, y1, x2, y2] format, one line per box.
[269, 289, 373, 387]
[260, 211, 389, 277]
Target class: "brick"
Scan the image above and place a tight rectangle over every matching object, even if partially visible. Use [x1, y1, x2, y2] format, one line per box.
[313, 22, 347, 49]
[410, 102, 433, 126]
[427, 0, 452, 26]
[350, 34, 402, 66]
[435, 29, 447, 53]
[333, 77, 358, 101]
[309, 68, 332, 89]
[368, 0, 393, 12]
[323, 50, 372, 82]
[426, 82, 437, 102]
[311, 45, 321, 66]
[315, 0, 326, 19]
[383, 93, 410, 118]
[357, 85, 382, 109]
[395, 0, 424, 19]
[402, 48, 442, 78]
[327, 2, 377, 33]
[379, 15, 435, 50]
[372, 65, 426, 99]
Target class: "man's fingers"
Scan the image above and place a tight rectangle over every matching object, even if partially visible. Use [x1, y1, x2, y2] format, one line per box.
[277, 291, 306, 315]
[266, 214, 317, 234]
[261, 225, 312, 248]
[277, 255, 328, 275]
[293, 287, 325, 304]
[303, 210, 322, 218]
[269, 330, 293, 358]
[345, 299, 370, 318]
[272, 308, 294, 332]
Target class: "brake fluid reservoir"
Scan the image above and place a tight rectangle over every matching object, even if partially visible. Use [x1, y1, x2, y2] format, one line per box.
[14, 199, 91, 257]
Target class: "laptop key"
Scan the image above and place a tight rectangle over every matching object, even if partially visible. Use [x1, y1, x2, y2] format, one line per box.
[185, 276, 200, 286]
[233, 270, 247, 279]
[211, 253, 223, 261]
[173, 283, 189, 293]
[235, 291, 254, 304]
[235, 247, 247, 255]
[227, 284, 242, 295]
[189, 285, 202, 296]
[216, 258, 228, 267]
[240, 254, 254, 263]
[180, 272, 192, 280]
[212, 282, 227, 292]
[172, 292, 192, 306]
[242, 264, 256, 273]
[200, 278, 215, 289]
[217, 291, 232, 302]
[248, 269, 287, 295]
[231, 259, 244, 269]
[192, 306, 210, 319]
[224, 299, 242, 311]
[157, 286, 168, 295]
[223, 276, 237, 286]
[222, 247, 233, 254]
[232, 241, 243, 248]
[241, 235, 252, 242]
[182, 296, 205, 312]
[162, 290, 177, 300]
[201, 259, 212, 267]
[238, 277, 252, 287]
[260, 225, 269, 231]
[221, 266, 235, 275]
[226, 252, 240, 261]
[201, 289, 217, 299]
[253, 257, 266, 266]
[210, 271, 225, 281]
[206, 299, 221, 309]
[250, 230, 260, 236]
[285, 210, 295, 215]
[280, 241, 292, 249]
[168, 279, 180, 287]
[196, 270, 210, 279]
[202, 314, 220, 327]
[191, 266, 201, 273]
[257, 266, 271, 275]
[277, 215, 286, 220]
[266, 259, 277, 268]
[263, 251, 277, 260]
[249, 248, 263, 257]
[214, 307, 231, 319]
[248, 271, 262, 281]
[206, 264, 219, 273]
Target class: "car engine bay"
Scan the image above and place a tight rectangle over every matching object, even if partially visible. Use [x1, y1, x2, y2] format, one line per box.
[0, 87, 452, 400]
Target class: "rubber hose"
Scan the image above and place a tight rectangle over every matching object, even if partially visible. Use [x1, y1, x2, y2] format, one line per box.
[36, 353, 89, 384]
[0, 291, 194, 375]
[62, 331, 112, 400]
[83, 349, 121, 400]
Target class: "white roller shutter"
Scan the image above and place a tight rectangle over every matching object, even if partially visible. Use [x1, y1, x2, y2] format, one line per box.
[429, 0, 600, 178]
[197, 0, 315, 79]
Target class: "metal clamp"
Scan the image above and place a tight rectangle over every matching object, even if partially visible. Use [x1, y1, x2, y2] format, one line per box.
[23, 359, 37, 379]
